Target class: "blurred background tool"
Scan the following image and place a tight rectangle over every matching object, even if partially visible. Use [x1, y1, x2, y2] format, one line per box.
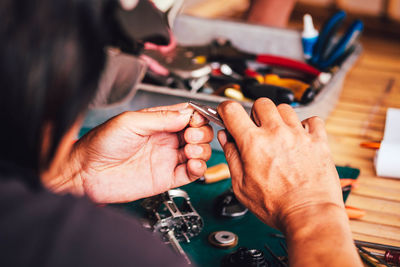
[308, 10, 364, 70]
[224, 87, 252, 102]
[141, 36, 335, 105]
[302, 14, 319, 60]
[241, 83, 295, 104]
[310, 10, 347, 65]
[146, 39, 322, 79]
[263, 74, 315, 104]
[355, 240, 400, 252]
[360, 141, 381, 149]
[358, 250, 380, 267]
[345, 205, 366, 219]
[369, 250, 400, 266]
[357, 245, 393, 267]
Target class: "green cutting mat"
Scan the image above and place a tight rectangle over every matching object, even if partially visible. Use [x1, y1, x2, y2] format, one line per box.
[112, 150, 360, 266]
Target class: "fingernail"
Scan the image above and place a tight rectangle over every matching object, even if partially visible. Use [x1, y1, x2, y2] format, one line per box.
[191, 112, 200, 124]
[189, 145, 203, 155]
[191, 130, 204, 141]
[192, 160, 202, 169]
[217, 130, 227, 146]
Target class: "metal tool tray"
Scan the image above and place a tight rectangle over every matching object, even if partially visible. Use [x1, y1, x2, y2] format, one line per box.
[83, 15, 362, 150]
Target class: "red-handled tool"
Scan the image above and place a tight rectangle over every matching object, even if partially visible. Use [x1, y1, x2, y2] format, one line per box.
[167, 39, 323, 78]
[256, 54, 321, 77]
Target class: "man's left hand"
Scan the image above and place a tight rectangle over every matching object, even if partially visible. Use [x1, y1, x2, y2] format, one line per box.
[69, 103, 213, 203]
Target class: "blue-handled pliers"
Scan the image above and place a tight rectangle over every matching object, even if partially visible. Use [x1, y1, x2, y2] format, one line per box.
[309, 10, 363, 70]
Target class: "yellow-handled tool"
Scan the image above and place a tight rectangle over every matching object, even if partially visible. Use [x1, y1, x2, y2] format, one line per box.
[264, 74, 315, 104]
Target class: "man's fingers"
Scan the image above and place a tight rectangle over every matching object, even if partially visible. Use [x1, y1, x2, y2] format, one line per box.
[184, 125, 214, 144]
[251, 98, 283, 128]
[139, 104, 210, 128]
[174, 159, 207, 185]
[251, 109, 261, 127]
[187, 159, 207, 179]
[138, 102, 189, 112]
[190, 111, 209, 127]
[277, 104, 302, 129]
[217, 101, 255, 142]
[184, 144, 212, 161]
[119, 109, 193, 136]
[217, 130, 229, 147]
[177, 144, 211, 164]
[176, 147, 188, 164]
[302, 116, 327, 141]
[217, 130, 244, 189]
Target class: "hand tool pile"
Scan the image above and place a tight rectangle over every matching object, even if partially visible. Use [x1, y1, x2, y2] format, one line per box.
[141, 10, 362, 107]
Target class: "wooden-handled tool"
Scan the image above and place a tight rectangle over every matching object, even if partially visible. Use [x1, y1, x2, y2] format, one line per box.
[198, 163, 231, 184]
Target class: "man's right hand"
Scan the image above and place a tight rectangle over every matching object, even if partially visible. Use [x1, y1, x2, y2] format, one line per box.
[217, 98, 343, 229]
[217, 99, 362, 267]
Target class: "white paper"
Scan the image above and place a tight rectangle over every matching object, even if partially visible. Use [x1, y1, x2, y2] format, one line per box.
[375, 108, 400, 178]
[382, 108, 400, 142]
[375, 142, 400, 178]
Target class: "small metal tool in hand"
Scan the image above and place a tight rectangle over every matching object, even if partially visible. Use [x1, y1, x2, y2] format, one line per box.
[188, 101, 225, 128]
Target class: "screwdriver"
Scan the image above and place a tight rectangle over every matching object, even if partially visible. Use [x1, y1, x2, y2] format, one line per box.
[270, 232, 400, 264]
[241, 78, 295, 105]
[369, 250, 400, 266]
[264, 74, 315, 104]
[355, 240, 400, 266]
[355, 240, 400, 252]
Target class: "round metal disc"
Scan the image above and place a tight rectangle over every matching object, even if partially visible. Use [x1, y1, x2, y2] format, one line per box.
[214, 231, 236, 244]
[208, 231, 238, 248]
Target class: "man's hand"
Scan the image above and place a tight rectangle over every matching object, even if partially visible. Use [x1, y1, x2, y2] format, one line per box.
[217, 98, 343, 228]
[69, 103, 212, 203]
[217, 99, 362, 267]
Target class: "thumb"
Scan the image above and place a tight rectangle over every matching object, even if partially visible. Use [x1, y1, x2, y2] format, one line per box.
[122, 108, 193, 135]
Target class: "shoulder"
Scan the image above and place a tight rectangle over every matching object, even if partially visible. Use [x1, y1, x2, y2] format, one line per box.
[0, 178, 187, 267]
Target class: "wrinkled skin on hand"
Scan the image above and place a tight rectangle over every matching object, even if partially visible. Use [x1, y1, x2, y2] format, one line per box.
[217, 98, 343, 230]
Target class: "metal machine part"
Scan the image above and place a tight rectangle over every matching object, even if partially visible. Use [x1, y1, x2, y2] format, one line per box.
[214, 187, 248, 218]
[221, 247, 268, 267]
[141, 189, 204, 263]
[208, 231, 238, 249]
[143, 48, 212, 80]
[188, 101, 225, 128]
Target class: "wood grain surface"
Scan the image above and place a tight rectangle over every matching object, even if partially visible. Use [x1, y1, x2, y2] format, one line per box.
[326, 34, 400, 247]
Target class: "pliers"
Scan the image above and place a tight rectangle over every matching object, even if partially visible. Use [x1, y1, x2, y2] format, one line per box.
[145, 39, 322, 80]
[188, 101, 225, 128]
[187, 39, 322, 78]
[309, 10, 363, 70]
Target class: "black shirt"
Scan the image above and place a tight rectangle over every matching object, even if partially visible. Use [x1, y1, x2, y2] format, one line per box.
[0, 163, 187, 267]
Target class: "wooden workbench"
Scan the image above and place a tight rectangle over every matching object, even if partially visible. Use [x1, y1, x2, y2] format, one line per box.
[326, 35, 400, 247]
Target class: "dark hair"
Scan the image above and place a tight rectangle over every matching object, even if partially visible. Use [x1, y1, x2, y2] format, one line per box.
[0, 0, 108, 183]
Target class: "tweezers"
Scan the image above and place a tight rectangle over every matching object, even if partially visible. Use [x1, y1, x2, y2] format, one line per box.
[188, 101, 225, 128]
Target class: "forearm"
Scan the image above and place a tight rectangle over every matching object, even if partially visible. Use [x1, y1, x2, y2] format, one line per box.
[282, 203, 362, 267]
